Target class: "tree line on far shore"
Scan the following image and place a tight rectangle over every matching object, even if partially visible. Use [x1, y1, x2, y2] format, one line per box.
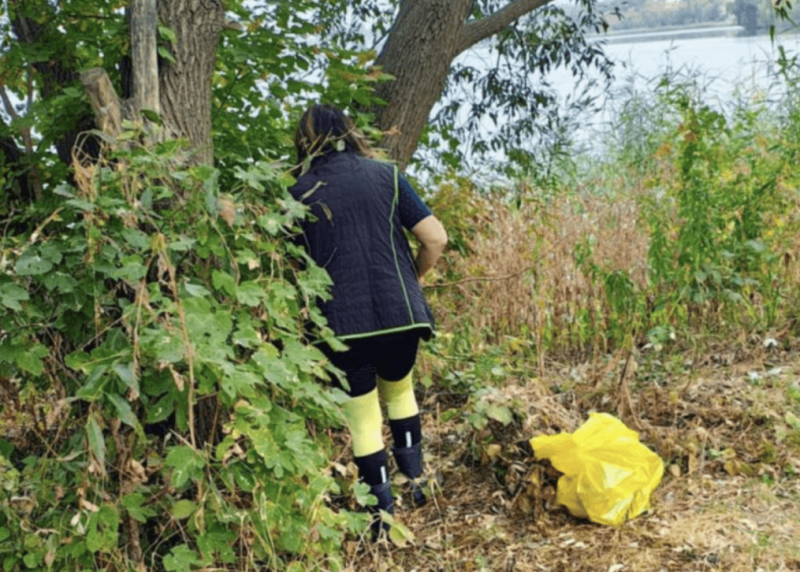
[597, 0, 783, 34]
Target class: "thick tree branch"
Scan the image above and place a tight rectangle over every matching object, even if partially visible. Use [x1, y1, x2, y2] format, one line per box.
[79, 69, 124, 138]
[131, 0, 159, 115]
[457, 0, 552, 55]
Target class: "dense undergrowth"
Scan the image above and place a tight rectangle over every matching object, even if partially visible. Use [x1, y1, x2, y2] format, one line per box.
[0, 135, 374, 571]
[3, 73, 800, 571]
[427, 76, 800, 365]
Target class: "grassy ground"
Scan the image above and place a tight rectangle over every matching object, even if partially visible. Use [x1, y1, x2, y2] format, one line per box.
[344, 339, 800, 571]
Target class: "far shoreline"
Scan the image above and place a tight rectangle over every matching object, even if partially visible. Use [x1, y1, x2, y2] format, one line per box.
[588, 21, 799, 45]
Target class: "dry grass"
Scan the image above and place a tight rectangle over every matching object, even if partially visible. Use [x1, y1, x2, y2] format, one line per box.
[426, 180, 800, 364]
[429, 186, 650, 362]
[345, 346, 800, 571]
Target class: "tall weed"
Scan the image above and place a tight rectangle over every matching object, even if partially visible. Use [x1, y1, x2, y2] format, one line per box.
[428, 77, 800, 365]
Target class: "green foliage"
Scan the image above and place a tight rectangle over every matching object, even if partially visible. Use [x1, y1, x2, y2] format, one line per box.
[610, 0, 728, 31]
[640, 81, 800, 330]
[428, 71, 800, 361]
[564, 75, 800, 351]
[0, 133, 369, 571]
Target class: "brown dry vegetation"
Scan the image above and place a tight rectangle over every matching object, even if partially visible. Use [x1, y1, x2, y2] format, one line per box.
[430, 184, 649, 357]
[341, 342, 800, 572]
[342, 186, 800, 571]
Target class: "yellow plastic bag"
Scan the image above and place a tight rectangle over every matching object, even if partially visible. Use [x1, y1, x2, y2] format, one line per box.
[530, 412, 664, 526]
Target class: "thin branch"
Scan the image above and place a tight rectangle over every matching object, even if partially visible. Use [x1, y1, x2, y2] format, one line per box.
[0, 83, 20, 122]
[423, 266, 533, 289]
[0, 82, 43, 199]
[457, 0, 553, 55]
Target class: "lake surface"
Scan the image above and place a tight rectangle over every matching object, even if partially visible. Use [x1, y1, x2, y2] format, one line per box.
[452, 32, 800, 168]
[589, 33, 799, 99]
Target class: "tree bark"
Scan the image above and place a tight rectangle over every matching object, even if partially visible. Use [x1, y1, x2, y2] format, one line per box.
[132, 0, 160, 116]
[157, 0, 226, 165]
[374, 0, 555, 168]
[80, 69, 125, 139]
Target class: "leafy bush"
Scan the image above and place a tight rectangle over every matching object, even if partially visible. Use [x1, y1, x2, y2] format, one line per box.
[641, 82, 800, 329]
[0, 133, 367, 571]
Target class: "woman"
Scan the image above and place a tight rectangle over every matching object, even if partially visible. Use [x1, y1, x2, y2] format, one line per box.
[289, 104, 447, 531]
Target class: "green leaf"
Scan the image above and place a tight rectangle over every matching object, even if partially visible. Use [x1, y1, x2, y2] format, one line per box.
[141, 108, 163, 126]
[122, 228, 151, 250]
[158, 45, 177, 64]
[86, 505, 119, 553]
[0, 439, 13, 460]
[171, 500, 196, 520]
[211, 270, 236, 295]
[0, 283, 29, 310]
[258, 212, 284, 236]
[232, 326, 261, 348]
[388, 517, 415, 548]
[163, 545, 203, 572]
[123, 493, 156, 523]
[17, 344, 49, 376]
[0, 527, 10, 543]
[86, 415, 105, 468]
[236, 281, 264, 307]
[486, 404, 513, 425]
[39, 242, 63, 264]
[147, 393, 175, 424]
[183, 283, 211, 297]
[158, 24, 177, 44]
[23, 552, 41, 568]
[251, 428, 279, 463]
[253, 347, 292, 387]
[221, 368, 261, 399]
[14, 251, 53, 276]
[169, 236, 196, 252]
[107, 393, 142, 437]
[165, 446, 204, 488]
[65, 198, 95, 211]
[112, 362, 140, 396]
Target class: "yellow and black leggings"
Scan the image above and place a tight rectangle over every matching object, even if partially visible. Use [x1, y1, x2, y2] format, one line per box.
[321, 330, 423, 487]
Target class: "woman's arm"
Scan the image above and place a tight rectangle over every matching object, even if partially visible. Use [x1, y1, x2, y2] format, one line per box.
[410, 215, 448, 279]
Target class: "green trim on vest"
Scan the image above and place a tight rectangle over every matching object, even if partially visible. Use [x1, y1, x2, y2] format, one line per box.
[390, 165, 416, 325]
[338, 323, 433, 342]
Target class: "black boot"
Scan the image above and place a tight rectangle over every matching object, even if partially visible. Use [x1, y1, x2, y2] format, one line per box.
[368, 481, 394, 538]
[392, 442, 427, 507]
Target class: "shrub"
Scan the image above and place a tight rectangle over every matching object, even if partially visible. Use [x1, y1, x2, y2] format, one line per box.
[0, 134, 365, 571]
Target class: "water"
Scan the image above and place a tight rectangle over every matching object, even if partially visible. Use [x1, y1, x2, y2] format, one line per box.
[450, 33, 800, 171]
[566, 35, 798, 149]
[580, 34, 798, 105]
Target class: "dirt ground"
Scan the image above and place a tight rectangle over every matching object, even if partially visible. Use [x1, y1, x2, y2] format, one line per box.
[347, 344, 800, 572]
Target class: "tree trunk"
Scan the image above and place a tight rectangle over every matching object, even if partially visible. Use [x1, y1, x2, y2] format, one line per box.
[374, 0, 552, 168]
[374, 0, 472, 169]
[157, 0, 226, 165]
[132, 0, 160, 116]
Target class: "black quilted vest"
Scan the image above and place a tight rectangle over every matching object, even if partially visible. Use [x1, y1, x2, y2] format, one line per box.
[289, 151, 434, 340]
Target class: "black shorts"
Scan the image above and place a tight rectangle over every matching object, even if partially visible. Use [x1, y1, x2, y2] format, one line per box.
[320, 330, 422, 398]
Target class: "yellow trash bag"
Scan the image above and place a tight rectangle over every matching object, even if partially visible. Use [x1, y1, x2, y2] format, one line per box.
[529, 412, 664, 526]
